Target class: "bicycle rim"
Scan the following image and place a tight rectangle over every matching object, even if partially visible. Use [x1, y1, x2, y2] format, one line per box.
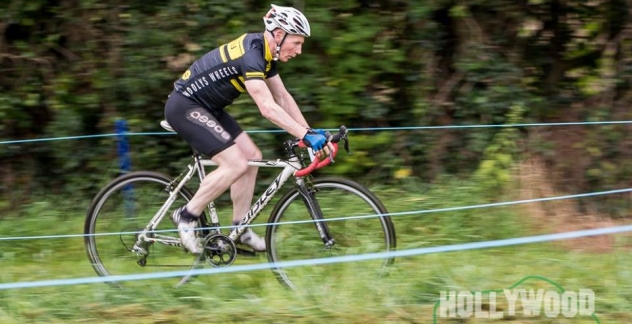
[84, 171, 200, 288]
[266, 177, 396, 291]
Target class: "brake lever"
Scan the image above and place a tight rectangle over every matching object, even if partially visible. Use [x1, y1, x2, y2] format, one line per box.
[325, 131, 335, 163]
[338, 125, 351, 154]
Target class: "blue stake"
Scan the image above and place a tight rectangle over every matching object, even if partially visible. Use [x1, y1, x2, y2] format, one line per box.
[115, 119, 135, 219]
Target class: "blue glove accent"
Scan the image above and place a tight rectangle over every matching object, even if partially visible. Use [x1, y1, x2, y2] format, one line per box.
[311, 128, 328, 137]
[303, 131, 327, 151]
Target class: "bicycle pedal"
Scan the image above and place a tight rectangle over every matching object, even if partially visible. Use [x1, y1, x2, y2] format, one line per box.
[235, 247, 257, 257]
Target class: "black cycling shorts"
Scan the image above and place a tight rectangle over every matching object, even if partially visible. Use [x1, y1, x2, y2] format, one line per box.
[164, 91, 243, 157]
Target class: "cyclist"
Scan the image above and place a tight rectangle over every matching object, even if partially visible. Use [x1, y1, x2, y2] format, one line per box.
[164, 4, 332, 254]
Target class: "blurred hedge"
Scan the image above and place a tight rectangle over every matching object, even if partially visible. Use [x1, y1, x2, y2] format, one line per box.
[1, 0, 631, 215]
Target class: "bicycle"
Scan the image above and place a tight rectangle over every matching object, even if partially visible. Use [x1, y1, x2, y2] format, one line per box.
[84, 123, 396, 290]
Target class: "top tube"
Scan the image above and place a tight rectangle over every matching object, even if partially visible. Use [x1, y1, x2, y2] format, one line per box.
[200, 159, 296, 169]
[197, 125, 349, 176]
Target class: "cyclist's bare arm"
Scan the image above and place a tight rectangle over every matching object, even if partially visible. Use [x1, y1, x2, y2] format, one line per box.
[265, 74, 310, 128]
[245, 79, 308, 139]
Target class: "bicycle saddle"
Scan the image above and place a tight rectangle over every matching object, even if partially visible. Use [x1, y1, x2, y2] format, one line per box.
[160, 120, 175, 132]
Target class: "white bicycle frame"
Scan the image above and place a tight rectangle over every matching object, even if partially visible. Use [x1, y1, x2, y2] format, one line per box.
[133, 154, 307, 252]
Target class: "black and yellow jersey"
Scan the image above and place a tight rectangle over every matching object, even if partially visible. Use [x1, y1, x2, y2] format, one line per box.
[173, 33, 278, 110]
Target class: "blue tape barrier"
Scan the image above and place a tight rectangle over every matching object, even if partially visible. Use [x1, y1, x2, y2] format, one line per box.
[2, 120, 632, 145]
[0, 187, 630, 242]
[2, 187, 631, 241]
[0, 224, 631, 290]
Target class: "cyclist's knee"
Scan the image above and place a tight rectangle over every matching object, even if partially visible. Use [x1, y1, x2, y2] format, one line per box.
[217, 151, 248, 178]
[234, 133, 262, 160]
[229, 158, 249, 178]
[214, 147, 249, 178]
[249, 147, 262, 160]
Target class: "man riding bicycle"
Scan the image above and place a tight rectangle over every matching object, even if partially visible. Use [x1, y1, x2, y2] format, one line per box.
[164, 4, 332, 254]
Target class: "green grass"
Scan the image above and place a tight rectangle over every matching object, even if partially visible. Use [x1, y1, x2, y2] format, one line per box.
[1, 178, 631, 323]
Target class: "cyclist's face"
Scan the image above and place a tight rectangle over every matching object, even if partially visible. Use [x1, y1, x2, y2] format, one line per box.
[278, 34, 305, 62]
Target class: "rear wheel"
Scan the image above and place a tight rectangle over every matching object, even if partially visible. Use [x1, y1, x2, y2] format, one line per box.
[265, 177, 396, 290]
[84, 171, 206, 288]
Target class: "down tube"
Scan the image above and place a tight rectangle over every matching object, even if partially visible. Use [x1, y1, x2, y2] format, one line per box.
[228, 164, 297, 241]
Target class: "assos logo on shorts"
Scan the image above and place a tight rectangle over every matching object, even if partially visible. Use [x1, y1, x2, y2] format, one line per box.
[186, 108, 231, 141]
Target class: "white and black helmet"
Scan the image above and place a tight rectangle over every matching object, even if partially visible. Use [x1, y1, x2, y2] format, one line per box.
[263, 4, 311, 37]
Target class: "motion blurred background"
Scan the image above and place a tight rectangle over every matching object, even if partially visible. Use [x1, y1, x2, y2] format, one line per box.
[1, 1, 631, 323]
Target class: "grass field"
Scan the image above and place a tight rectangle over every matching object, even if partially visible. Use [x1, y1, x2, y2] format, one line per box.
[1, 178, 631, 323]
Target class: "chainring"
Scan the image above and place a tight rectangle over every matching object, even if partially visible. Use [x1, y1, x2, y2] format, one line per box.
[202, 234, 237, 267]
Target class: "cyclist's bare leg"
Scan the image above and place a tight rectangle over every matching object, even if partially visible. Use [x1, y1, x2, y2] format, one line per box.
[175, 134, 265, 252]
[225, 132, 266, 251]
[185, 145, 249, 216]
[230, 132, 262, 223]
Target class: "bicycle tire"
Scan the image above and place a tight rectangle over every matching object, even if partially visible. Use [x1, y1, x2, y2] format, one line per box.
[265, 177, 396, 290]
[84, 171, 204, 288]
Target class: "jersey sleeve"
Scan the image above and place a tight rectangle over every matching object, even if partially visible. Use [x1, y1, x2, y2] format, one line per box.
[266, 61, 278, 79]
[242, 50, 268, 81]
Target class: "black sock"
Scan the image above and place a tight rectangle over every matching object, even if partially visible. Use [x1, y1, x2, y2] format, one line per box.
[181, 206, 200, 221]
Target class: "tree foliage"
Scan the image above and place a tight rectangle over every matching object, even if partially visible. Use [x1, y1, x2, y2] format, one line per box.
[1, 0, 631, 215]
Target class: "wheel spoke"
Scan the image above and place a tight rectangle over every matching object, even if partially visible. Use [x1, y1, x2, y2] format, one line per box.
[84, 172, 203, 288]
[266, 178, 396, 290]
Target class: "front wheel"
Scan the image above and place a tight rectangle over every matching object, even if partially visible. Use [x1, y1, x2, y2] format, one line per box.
[265, 177, 396, 290]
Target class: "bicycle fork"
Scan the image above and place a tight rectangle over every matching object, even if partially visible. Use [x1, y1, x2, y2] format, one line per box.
[296, 181, 335, 249]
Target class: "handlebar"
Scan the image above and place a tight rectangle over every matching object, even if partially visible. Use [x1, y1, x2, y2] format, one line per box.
[293, 125, 349, 177]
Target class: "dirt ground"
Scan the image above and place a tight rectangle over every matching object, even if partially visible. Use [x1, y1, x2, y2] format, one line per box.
[515, 157, 632, 253]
